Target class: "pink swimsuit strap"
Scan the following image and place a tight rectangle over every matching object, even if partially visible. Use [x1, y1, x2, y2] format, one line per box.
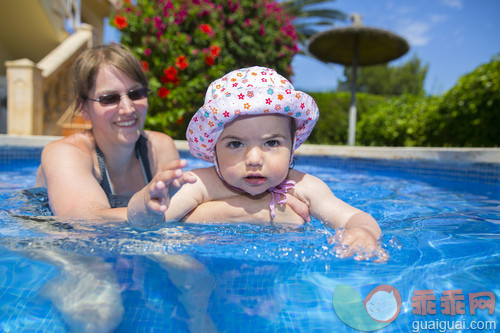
[268, 179, 296, 219]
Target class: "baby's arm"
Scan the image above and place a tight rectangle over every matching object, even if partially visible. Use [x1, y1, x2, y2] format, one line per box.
[127, 160, 197, 230]
[166, 166, 250, 219]
[163, 172, 207, 221]
[128, 166, 240, 229]
[291, 171, 381, 251]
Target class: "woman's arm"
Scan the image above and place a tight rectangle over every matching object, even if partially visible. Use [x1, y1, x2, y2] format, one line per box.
[38, 131, 185, 222]
[39, 138, 128, 221]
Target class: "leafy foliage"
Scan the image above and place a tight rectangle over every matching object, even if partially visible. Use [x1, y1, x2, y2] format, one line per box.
[281, 0, 346, 48]
[306, 92, 385, 145]
[308, 56, 499, 147]
[357, 94, 440, 146]
[111, 0, 298, 138]
[428, 55, 500, 147]
[337, 55, 428, 96]
[111, 1, 498, 147]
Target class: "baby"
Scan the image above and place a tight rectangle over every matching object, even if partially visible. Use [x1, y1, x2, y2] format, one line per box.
[128, 67, 381, 252]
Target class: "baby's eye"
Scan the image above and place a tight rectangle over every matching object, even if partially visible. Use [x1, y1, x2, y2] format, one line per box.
[265, 140, 280, 147]
[228, 141, 243, 148]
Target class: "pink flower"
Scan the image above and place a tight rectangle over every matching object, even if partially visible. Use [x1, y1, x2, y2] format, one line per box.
[163, 1, 173, 17]
[259, 25, 266, 36]
[154, 17, 163, 30]
[175, 9, 188, 24]
[227, 0, 239, 13]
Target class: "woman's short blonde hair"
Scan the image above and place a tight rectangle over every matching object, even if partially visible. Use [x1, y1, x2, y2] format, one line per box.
[72, 44, 148, 111]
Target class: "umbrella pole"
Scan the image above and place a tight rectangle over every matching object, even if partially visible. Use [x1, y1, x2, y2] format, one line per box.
[348, 42, 359, 146]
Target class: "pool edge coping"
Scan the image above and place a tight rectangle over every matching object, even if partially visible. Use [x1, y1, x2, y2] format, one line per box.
[2, 134, 500, 164]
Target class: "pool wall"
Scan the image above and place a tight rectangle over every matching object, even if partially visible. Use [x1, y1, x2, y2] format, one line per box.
[2, 134, 500, 185]
[2, 134, 499, 162]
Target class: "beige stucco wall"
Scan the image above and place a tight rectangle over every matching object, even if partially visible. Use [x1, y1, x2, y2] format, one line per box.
[1, 0, 115, 135]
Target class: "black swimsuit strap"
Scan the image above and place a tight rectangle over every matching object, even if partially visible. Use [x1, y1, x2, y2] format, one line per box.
[96, 135, 153, 200]
[96, 144, 113, 199]
[135, 135, 153, 182]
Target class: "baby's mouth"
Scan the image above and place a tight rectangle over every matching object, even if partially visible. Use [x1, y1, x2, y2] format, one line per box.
[244, 174, 267, 185]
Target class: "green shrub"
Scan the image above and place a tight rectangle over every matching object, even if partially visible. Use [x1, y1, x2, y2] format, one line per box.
[111, 0, 298, 138]
[357, 94, 440, 146]
[354, 56, 500, 147]
[428, 56, 500, 147]
[306, 92, 385, 145]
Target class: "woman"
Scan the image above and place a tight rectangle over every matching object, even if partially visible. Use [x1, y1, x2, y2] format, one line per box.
[36, 44, 192, 220]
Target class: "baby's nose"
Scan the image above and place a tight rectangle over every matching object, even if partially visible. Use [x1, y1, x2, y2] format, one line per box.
[245, 147, 263, 166]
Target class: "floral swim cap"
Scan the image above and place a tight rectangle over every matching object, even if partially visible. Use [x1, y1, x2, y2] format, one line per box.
[186, 66, 319, 163]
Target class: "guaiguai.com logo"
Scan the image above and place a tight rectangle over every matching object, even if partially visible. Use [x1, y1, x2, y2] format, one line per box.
[332, 284, 497, 332]
[332, 284, 402, 331]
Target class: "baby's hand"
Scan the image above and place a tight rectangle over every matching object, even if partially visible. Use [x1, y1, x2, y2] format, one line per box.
[330, 227, 388, 262]
[146, 159, 196, 214]
[128, 159, 197, 230]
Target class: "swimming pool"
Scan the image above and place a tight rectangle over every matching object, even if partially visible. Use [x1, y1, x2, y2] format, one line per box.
[0, 144, 499, 332]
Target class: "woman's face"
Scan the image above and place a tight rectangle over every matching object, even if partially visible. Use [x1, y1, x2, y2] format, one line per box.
[215, 114, 293, 196]
[81, 64, 148, 147]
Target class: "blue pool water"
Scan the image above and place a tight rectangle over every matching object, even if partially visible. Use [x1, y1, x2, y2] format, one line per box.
[0, 147, 499, 332]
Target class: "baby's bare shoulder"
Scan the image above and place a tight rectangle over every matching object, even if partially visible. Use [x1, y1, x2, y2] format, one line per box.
[288, 169, 325, 188]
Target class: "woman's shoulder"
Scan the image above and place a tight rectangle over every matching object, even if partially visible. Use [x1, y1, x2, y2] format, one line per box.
[142, 130, 175, 146]
[42, 131, 94, 157]
[142, 130, 177, 155]
[36, 132, 95, 186]
[141, 130, 179, 172]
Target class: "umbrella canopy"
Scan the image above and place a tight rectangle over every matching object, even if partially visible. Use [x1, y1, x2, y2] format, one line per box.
[307, 14, 409, 146]
[308, 26, 409, 66]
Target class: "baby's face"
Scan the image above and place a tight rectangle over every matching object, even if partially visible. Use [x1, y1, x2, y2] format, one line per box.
[215, 114, 293, 196]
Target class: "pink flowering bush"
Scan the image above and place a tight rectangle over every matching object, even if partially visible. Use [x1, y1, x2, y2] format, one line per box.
[111, 0, 298, 138]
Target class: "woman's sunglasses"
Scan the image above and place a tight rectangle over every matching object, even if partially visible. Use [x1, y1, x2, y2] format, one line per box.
[87, 87, 149, 106]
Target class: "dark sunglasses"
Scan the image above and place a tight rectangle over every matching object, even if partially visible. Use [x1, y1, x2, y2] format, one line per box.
[87, 87, 149, 106]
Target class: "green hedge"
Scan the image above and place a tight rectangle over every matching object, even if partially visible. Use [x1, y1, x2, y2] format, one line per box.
[357, 94, 440, 146]
[306, 92, 386, 145]
[428, 56, 500, 147]
[305, 55, 500, 147]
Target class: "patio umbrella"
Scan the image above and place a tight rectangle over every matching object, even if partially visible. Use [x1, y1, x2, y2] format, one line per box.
[308, 14, 409, 145]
